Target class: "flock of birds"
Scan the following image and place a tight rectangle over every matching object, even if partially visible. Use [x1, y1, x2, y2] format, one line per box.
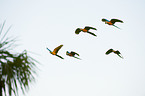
[46, 18, 124, 60]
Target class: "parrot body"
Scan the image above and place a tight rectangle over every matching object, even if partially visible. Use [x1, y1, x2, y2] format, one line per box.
[47, 45, 64, 59]
[66, 51, 81, 60]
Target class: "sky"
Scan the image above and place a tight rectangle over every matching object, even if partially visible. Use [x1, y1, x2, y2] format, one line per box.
[0, 0, 145, 96]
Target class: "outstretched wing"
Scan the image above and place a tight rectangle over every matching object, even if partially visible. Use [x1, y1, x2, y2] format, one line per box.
[87, 32, 97, 36]
[56, 54, 64, 59]
[75, 28, 81, 34]
[70, 51, 81, 60]
[84, 26, 97, 30]
[115, 50, 121, 54]
[115, 50, 123, 59]
[110, 19, 123, 24]
[105, 49, 113, 55]
[53, 45, 63, 54]
[70, 51, 79, 56]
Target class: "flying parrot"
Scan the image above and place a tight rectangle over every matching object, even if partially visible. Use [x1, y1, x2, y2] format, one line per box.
[105, 48, 123, 59]
[66, 51, 81, 60]
[46, 44, 64, 59]
[75, 26, 97, 36]
[102, 18, 123, 29]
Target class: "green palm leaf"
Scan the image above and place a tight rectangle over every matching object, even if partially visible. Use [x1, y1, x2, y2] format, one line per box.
[0, 21, 38, 96]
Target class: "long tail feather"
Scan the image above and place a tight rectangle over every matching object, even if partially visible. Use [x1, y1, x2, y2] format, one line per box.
[73, 56, 81, 60]
[56, 54, 64, 59]
[117, 54, 123, 59]
[113, 25, 121, 29]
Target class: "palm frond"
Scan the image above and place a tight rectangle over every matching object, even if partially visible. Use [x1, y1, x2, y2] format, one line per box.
[0, 21, 38, 96]
[0, 20, 6, 36]
[0, 25, 12, 42]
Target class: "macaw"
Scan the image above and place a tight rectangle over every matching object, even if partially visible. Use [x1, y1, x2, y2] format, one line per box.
[75, 26, 97, 36]
[102, 18, 123, 29]
[46, 45, 64, 59]
[66, 51, 81, 60]
[105, 49, 123, 59]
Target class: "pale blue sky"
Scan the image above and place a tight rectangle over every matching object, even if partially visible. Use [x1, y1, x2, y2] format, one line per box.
[0, 0, 145, 96]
